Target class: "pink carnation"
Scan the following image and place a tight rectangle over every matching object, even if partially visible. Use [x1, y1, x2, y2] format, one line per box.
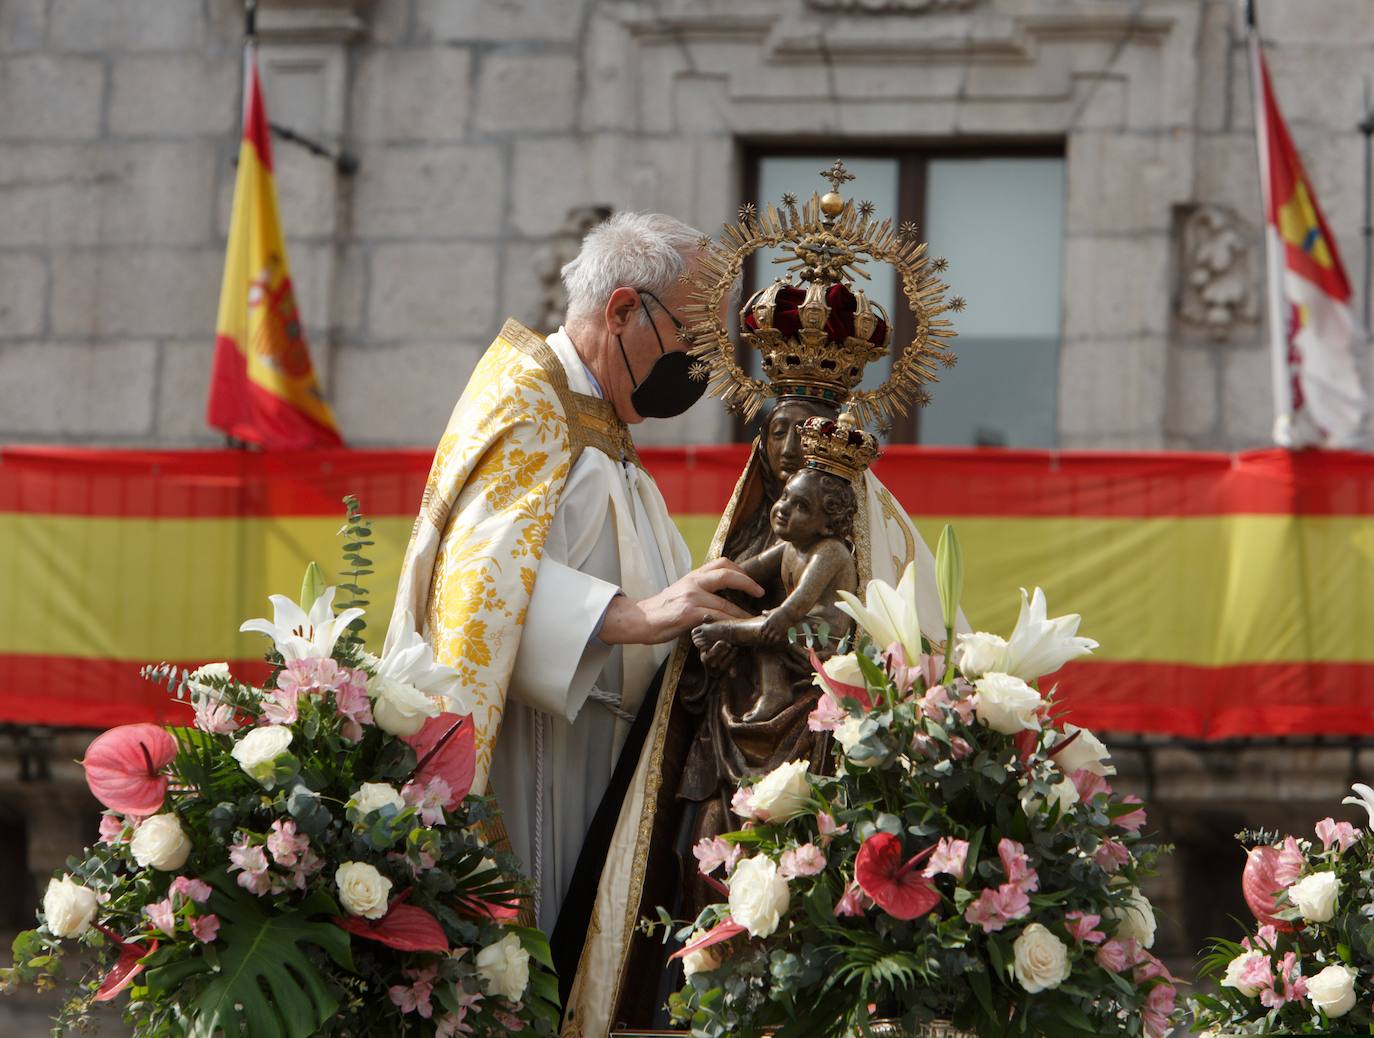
[1315, 817, 1361, 854]
[963, 883, 1030, 933]
[190, 912, 220, 943]
[921, 837, 969, 881]
[807, 692, 846, 733]
[779, 844, 827, 879]
[693, 836, 742, 877]
[1064, 910, 1106, 944]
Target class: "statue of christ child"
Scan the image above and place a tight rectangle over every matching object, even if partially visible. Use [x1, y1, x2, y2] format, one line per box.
[692, 464, 858, 721]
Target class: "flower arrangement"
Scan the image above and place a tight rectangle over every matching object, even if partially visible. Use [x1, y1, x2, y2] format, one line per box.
[665, 527, 1176, 1038]
[1190, 786, 1374, 1034]
[2, 500, 558, 1038]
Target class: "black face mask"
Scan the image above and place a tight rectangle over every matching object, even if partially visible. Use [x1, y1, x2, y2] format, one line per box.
[616, 290, 707, 419]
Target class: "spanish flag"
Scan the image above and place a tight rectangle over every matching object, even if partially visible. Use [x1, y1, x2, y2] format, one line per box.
[1252, 33, 1366, 449]
[207, 43, 342, 450]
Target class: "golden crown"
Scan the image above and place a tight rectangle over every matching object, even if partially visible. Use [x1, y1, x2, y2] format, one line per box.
[682, 159, 963, 428]
[798, 412, 881, 483]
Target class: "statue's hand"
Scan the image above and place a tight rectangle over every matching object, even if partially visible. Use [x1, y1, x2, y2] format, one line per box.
[701, 640, 738, 672]
[759, 609, 793, 646]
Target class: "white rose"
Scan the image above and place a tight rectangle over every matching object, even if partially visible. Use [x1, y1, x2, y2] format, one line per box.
[43, 875, 99, 938]
[476, 932, 530, 1001]
[129, 813, 192, 871]
[187, 662, 231, 693]
[1288, 871, 1340, 923]
[352, 782, 406, 817]
[368, 673, 442, 737]
[335, 861, 392, 919]
[817, 653, 865, 688]
[956, 632, 1008, 679]
[1221, 950, 1269, 997]
[835, 716, 887, 768]
[974, 673, 1043, 734]
[1048, 775, 1079, 815]
[1307, 963, 1358, 1019]
[1105, 887, 1156, 949]
[682, 930, 722, 978]
[1051, 724, 1116, 777]
[728, 855, 790, 938]
[748, 760, 812, 823]
[231, 725, 294, 783]
[1012, 923, 1071, 993]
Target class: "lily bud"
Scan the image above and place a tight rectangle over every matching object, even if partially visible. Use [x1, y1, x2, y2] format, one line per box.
[936, 524, 963, 633]
[299, 561, 327, 613]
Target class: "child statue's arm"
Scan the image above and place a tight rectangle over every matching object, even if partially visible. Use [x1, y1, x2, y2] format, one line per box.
[759, 541, 849, 643]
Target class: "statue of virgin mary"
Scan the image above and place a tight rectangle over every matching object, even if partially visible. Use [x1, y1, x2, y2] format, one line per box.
[559, 164, 968, 1037]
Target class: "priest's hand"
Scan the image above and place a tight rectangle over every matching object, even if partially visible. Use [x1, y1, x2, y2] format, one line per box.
[599, 558, 765, 645]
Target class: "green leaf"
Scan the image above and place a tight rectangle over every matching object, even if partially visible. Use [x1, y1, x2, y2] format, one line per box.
[299, 562, 327, 612]
[935, 524, 963, 633]
[145, 870, 353, 1038]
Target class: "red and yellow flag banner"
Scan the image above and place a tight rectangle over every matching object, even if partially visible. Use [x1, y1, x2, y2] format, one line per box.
[207, 44, 342, 449]
[3, 446, 1374, 738]
[1252, 35, 1366, 449]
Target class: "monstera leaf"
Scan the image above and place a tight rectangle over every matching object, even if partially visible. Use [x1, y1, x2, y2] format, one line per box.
[143, 870, 353, 1038]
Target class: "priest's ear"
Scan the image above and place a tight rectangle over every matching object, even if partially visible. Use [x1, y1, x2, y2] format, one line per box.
[603, 287, 642, 335]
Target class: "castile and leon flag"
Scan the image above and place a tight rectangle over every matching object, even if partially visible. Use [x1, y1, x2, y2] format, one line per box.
[206, 43, 342, 449]
[1251, 34, 1367, 449]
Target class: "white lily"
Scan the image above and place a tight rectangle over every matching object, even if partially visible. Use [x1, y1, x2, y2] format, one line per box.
[835, 562, 921, 663]
[239, 586, 364, 662]
[368, 618, 470, 735]
[1342, 783, 1374, 828]
[1000, 587, 1098, 682]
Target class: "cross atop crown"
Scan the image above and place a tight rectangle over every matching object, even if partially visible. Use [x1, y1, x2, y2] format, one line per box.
[819, 159, 856, 193]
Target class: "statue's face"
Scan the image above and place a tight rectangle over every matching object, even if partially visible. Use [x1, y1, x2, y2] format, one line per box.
[763, 399, 836, 481]
[770, 469, 832, 545]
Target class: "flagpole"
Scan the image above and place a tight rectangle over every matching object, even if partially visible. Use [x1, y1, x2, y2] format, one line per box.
[1359, 78, 1374, 336]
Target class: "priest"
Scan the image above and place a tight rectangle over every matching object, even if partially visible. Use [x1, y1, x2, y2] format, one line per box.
[385, 212, 763, 945]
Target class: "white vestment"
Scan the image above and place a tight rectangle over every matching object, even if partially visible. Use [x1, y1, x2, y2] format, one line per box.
[493, 328, 691, 931]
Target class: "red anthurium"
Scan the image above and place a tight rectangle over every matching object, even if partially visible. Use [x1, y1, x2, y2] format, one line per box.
[808, 648, 871, 709]
[1242, 845, 1297, 932]
[454, 890, 521, 921]
[1012, 729, 1040, 765]
[403, 713, 475, 807]
[335, 902, 449, 952]
[669, 918, 746, 961]
[92, 926, 157, 1003]
[854, 833, 941, 921]
[82, 724, 178, 815]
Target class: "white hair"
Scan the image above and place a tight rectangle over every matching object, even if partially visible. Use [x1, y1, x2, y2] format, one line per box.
[561, 211, 703, 324]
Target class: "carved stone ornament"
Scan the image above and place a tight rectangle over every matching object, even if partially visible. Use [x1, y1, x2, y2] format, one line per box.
[804, 0, 976, 11]
[1177, 204, 1258, 340]
[534, 205, 613, 332]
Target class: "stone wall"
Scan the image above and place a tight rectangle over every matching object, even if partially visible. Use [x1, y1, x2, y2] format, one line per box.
[2, 0, 1368, 451]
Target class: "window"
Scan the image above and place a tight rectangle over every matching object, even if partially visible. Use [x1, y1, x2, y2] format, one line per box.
[742, 147, 1065, 446]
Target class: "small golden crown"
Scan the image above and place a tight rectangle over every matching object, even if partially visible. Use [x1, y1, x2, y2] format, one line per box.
[743, 279, 890, 406]
[798, 411, 880, 483]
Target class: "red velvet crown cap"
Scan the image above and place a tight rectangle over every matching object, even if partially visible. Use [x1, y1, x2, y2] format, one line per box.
[744, 283, 888, 347]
